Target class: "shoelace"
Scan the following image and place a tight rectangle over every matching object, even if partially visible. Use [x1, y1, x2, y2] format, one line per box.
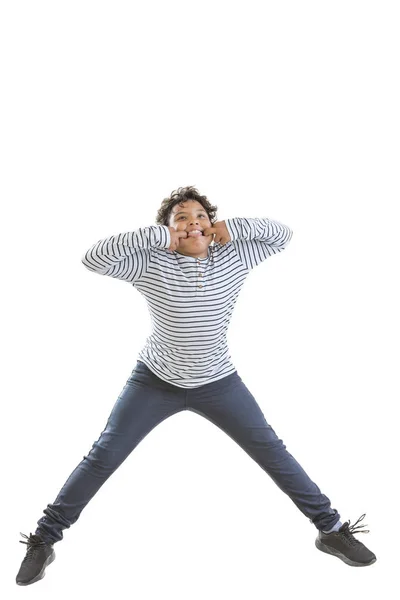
[338, 514, 370, 547]
[19, 532, 47, 562]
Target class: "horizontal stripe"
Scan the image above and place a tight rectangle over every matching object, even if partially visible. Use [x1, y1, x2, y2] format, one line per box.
[81, 218, 293, 388]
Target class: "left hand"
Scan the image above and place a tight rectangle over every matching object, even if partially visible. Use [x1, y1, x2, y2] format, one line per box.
[203, 220, 231, 245]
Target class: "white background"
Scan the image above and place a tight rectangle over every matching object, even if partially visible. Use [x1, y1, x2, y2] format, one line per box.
[1, 1, 399, 598]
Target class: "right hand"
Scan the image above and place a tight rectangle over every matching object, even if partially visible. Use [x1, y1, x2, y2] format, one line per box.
[167, 226, 188, 251]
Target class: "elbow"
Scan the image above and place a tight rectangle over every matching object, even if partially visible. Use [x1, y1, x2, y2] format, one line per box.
[274, 226, 293, 248]
[282, 226, 293, 246]
[81, 252, 99, 274]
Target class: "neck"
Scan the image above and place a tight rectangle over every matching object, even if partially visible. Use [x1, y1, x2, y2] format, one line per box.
[176, 249, 209, 258]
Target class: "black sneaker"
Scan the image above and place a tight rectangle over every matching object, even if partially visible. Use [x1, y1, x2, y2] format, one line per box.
[16, 532, 56, 586]
[315, 513, 377, 567]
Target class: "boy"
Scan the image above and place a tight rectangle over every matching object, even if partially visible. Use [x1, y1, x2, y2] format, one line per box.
[16, 186, 376, 586]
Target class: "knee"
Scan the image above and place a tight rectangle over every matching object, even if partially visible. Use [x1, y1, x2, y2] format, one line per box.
[83, 442, 121, 475]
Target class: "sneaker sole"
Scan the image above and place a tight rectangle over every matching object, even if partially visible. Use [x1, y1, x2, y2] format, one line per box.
[315, 538, 376, 567]
[16, 549, 56, 586]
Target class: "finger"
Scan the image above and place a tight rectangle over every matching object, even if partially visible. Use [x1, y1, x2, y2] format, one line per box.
[203, 228, 216, 237]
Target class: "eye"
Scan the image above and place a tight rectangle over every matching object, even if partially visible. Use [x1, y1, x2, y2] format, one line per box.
[178, 214, 207, 220]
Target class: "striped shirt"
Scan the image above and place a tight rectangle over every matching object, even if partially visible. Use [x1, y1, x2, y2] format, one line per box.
[81, 217, 293, 388]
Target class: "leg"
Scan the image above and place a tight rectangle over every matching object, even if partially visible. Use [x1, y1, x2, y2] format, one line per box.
[187, 371, 340, 531]
[35, 361, 185, 544]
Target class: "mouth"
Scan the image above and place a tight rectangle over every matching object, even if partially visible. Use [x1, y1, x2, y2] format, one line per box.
[186, 230, 204, 238]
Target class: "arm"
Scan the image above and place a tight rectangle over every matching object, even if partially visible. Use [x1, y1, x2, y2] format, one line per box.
[224, 217, 293, 271]
[81, 225, 171, 283]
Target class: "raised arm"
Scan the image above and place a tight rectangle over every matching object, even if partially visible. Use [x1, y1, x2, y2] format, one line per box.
[224, 217, 293, 271]
[81, 225, 171, 283]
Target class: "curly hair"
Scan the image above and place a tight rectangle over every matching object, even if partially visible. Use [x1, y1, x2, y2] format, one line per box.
[155, 186, 218, 227]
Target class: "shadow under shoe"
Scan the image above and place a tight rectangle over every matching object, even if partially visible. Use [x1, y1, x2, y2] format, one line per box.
[16, 532, 56, 586]
[315, 513, 377, 567]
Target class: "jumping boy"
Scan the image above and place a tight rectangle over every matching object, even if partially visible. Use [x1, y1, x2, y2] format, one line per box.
[16, 186, 376, 586]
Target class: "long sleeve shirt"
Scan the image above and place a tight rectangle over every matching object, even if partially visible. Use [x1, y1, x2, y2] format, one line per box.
[81, 217, 293, 388]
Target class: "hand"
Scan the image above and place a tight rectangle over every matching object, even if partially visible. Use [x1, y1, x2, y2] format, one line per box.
[203, 220, 231, 245]
[167, 226, 188, 251]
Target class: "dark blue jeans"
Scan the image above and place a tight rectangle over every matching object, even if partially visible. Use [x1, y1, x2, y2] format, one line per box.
[35, 361, 340, 544]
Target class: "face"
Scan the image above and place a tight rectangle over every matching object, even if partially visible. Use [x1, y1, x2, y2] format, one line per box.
[168, 200, 213, 258]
